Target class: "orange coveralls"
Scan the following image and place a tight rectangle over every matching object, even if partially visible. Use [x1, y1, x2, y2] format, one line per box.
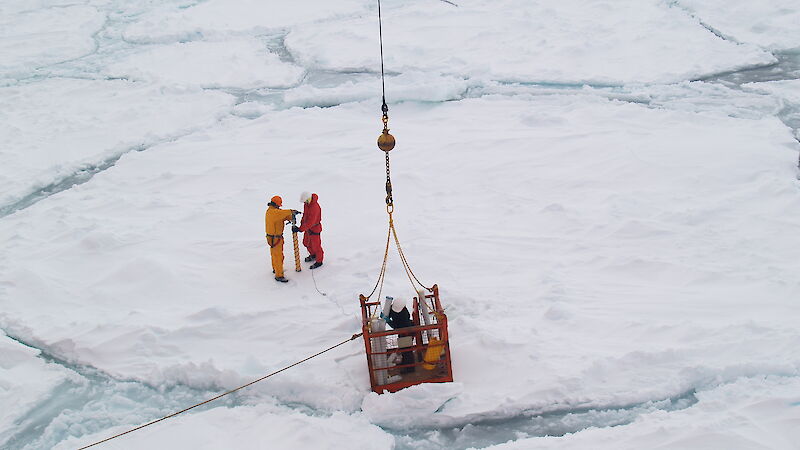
[265, 205, 294, 278]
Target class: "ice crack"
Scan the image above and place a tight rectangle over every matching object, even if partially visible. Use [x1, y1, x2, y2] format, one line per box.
[0, 131, 199, 219]
[666, 1, 741, 45]
[0, 331, 238, 450]
[389, 389, 698, 450]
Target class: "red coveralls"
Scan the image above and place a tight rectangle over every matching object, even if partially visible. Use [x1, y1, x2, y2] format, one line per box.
[299, 193, 324, 263]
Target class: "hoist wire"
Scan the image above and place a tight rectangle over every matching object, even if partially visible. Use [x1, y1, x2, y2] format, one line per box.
[77, 333, 363, 449]
[366, 0, 432, 301]
[366, 0, 431, 304]
[377, 0, 387, 109]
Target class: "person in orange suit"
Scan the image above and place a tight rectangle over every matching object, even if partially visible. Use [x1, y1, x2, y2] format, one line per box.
[293, 192, 324, 269]
[265, 195, 298, 283]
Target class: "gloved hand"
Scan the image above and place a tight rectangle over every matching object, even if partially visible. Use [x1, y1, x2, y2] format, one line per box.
[291, 225, 300, 233]
[379, 312, 387, 320]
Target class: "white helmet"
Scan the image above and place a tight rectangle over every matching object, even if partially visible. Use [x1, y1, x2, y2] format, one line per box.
[300, 191, 312, 203]
[391, 297, 407, 313]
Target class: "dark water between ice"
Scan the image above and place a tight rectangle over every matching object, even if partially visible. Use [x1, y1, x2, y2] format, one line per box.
[391, 390, 698, 450]
[1, 335, 236, 450]
[699, 50, 800, 143]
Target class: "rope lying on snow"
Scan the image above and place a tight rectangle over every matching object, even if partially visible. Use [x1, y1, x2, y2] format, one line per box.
[78, 333, 363, 449]
[310, 264, 327, 296]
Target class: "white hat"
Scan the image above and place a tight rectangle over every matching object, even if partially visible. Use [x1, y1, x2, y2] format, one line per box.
[391, 297, 407, 313]
[300, 191, 312, 203]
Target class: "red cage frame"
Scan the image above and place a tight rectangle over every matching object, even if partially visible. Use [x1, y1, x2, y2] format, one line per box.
[359, 284, 453, 393]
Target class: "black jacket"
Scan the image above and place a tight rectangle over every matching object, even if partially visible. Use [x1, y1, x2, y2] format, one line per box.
[386, 307, 413, 329]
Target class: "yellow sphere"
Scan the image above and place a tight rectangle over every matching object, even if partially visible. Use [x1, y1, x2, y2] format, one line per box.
[377, 131, 395, 152]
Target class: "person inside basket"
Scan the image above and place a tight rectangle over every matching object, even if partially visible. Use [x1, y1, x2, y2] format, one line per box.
[382, 297, 415, 374]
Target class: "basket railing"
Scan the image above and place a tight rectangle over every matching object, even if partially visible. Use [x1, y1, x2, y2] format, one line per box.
[359, 284, 453, 393]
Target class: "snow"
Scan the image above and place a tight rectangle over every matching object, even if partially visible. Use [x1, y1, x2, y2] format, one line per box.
[282, 71, 471, 109]
[1, 0, 799, 449]
[122, 0, 369, 44]
[362, 383, 465, 428]
[675, 0, 800, 50]
[492, 376, 800, 449]
[0, 79, 234, 208]
[54, 406, 394, 450]
[286, 0, 776, 84]
[104, 39, 305, 89]
[0, 4, 104, 79]
[0, 332, 77, 445]
[745, 79, 800, 105]
[743, 79, 800, 140]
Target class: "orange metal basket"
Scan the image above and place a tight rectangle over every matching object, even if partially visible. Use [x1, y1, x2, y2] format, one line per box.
[359, 284, 453, 393]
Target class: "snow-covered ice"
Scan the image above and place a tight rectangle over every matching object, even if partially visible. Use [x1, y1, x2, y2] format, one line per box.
[675, 0, 800, 50]
[492, 376, 800, 450]
[1, 0, 799, 449]
[0, 4, 104, 79]
[746, 79, 800, 105]
[121, 0, 370, 44]
[0, 79, 234, 209]
[104, 39, 305, 89]
[286, 0, 776, 84]
[0, 332, 77, 445]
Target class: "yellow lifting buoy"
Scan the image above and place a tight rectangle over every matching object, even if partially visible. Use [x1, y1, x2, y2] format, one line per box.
[378, 127, 395, 152]
[375, 0, 395, 153]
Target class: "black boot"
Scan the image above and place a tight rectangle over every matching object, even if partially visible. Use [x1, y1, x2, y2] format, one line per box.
[304, 255, 316, 262]
[275, 276, 288, 283]
[310, 262, 323, 269]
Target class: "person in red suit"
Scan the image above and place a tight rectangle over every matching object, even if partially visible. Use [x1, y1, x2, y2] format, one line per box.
[293, 192, 324, 269]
